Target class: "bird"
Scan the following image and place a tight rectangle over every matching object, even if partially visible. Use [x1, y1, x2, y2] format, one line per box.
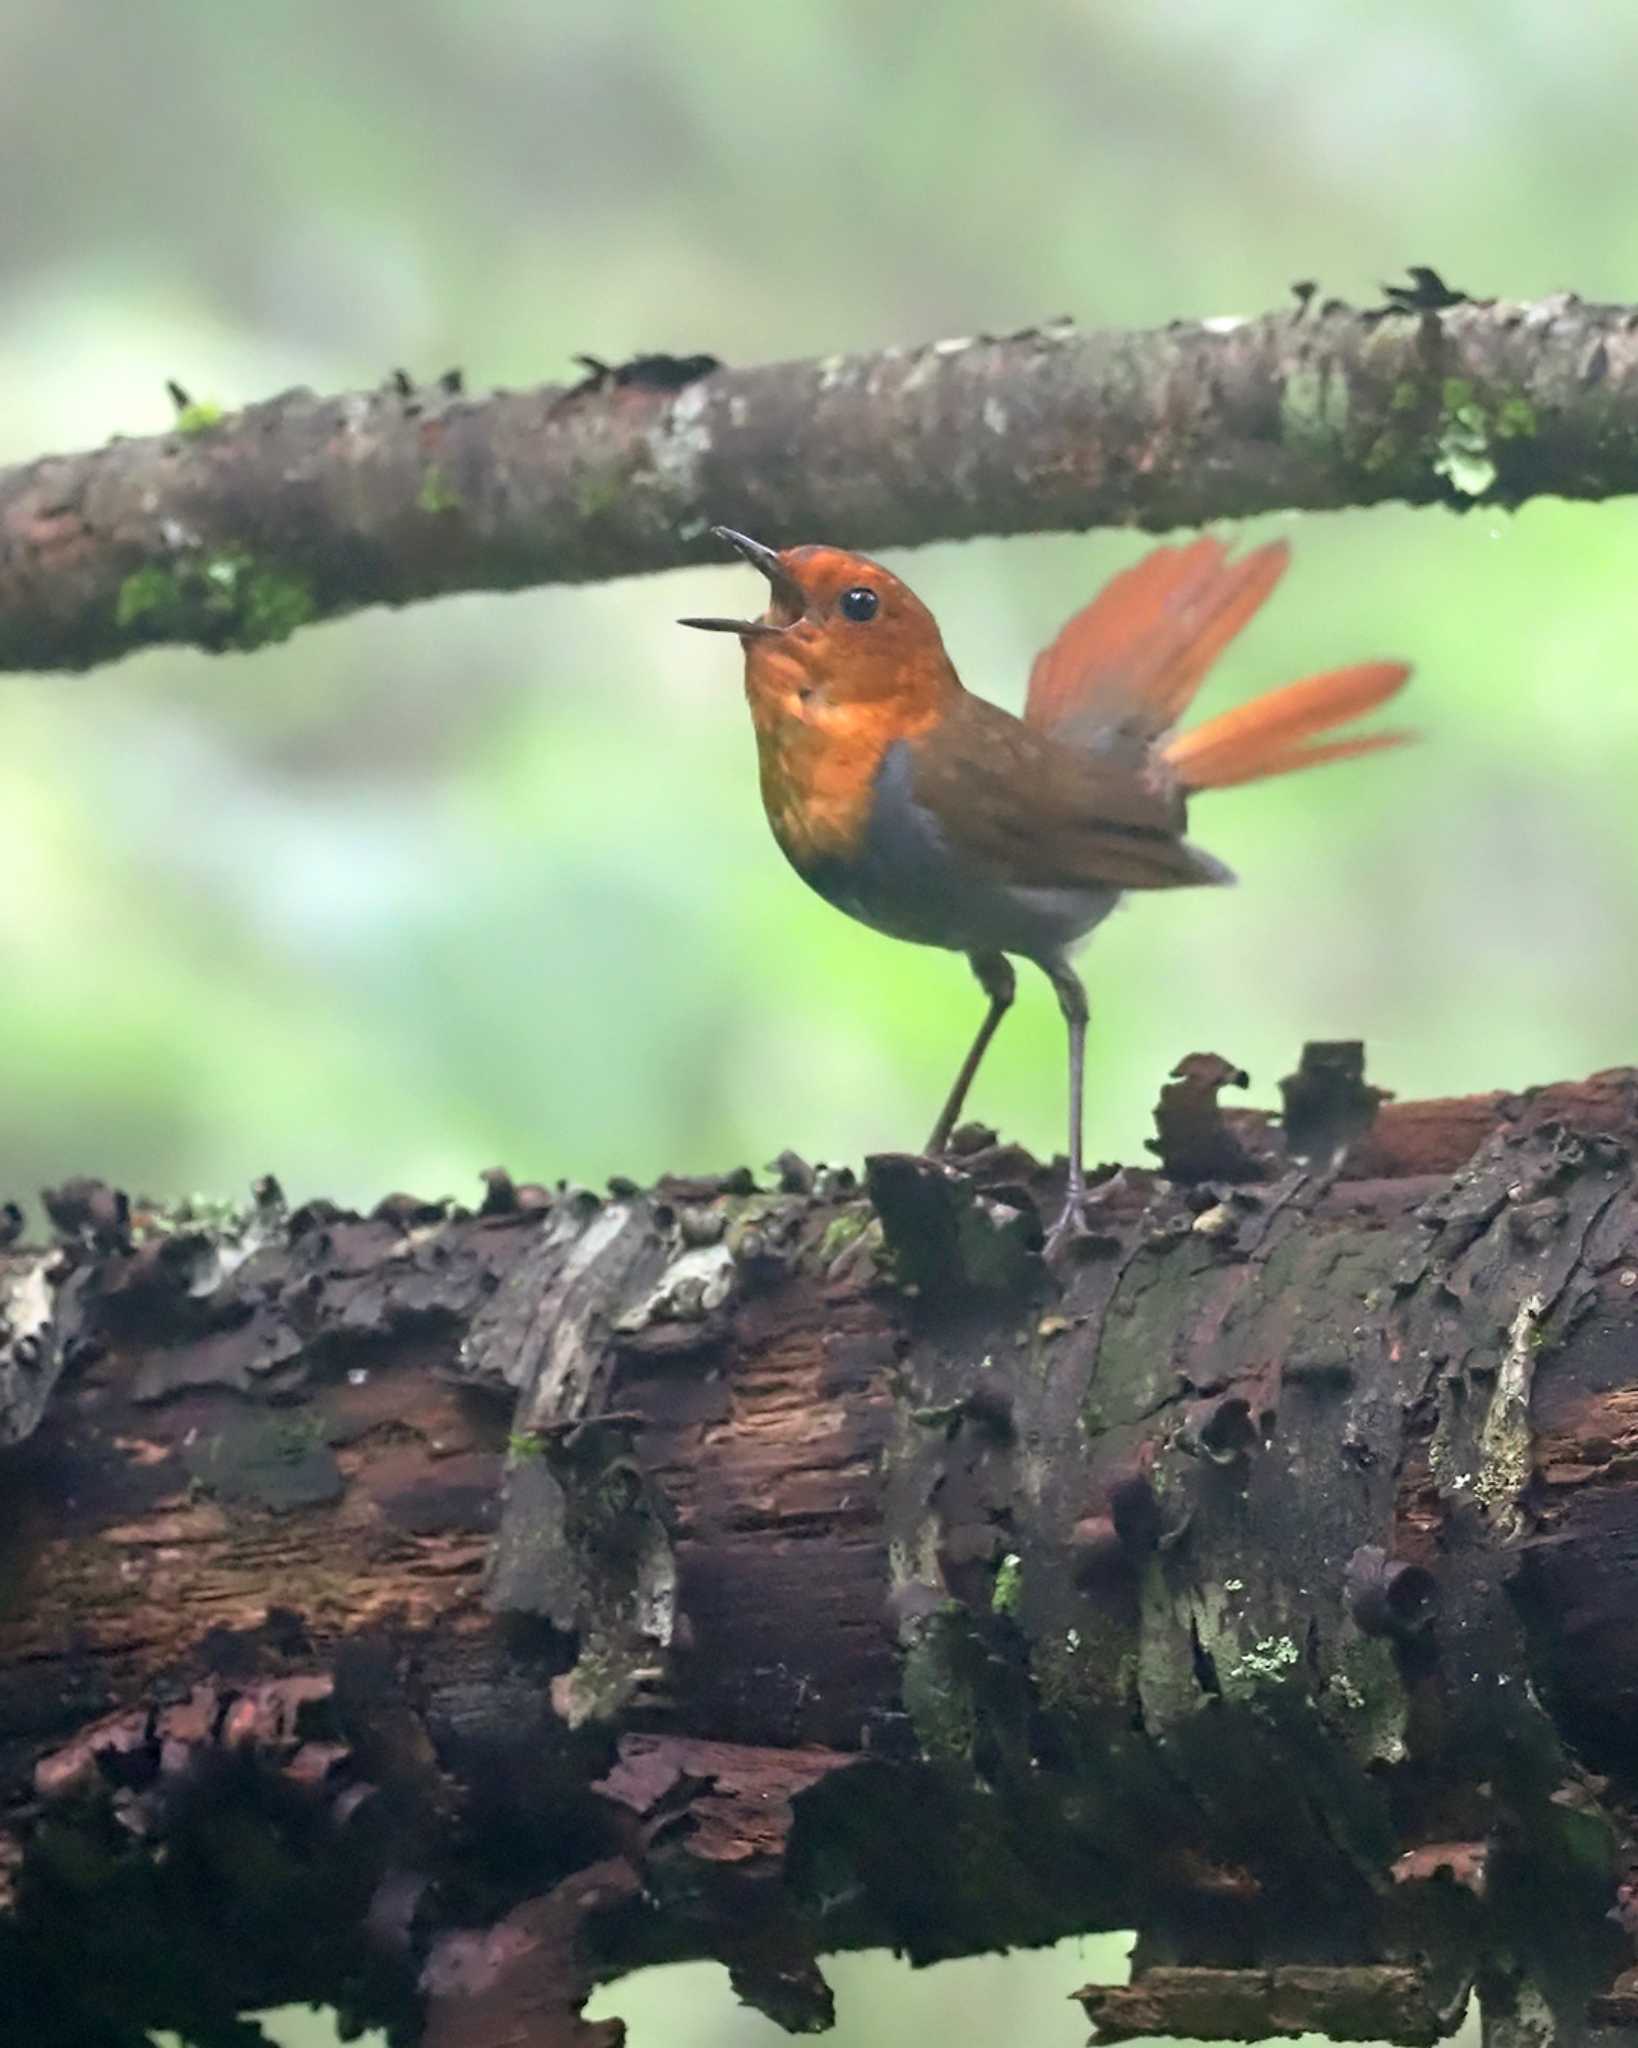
[680, 527, 1412, 1253]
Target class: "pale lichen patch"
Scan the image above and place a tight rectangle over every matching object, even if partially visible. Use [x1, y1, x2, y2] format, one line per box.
[0, 1252, 63, 1446]
[1473, 1292, 1544, 1540]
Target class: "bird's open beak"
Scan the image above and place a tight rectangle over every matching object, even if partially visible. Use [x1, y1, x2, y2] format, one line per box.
[678, 525, 804, 636]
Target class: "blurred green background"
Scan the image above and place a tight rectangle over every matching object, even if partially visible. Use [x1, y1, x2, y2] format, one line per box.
[2, 1, 1622, 2043]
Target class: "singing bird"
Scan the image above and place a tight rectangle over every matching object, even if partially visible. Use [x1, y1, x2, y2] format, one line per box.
[681, 528, 1411, 1251]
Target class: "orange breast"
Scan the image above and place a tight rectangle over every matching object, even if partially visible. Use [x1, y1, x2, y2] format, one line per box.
[749, 690, 934, 876]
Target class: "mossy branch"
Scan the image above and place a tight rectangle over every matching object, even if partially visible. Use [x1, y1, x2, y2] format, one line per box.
[8, 1058, 1638, 2044]
[1, 285, 1636, 672]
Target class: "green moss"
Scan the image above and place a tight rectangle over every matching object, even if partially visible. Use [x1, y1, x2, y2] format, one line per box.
[991, 1552, 1022, 1617]
[416, 462, 461, 515]
[1433, 402, 1497, 497]
[1495, 393, 1537, 439]
[804, 1763, 1099, 1960]
[174, 398, 224, 436]
[272, 1411, 328, 1455]
[817, 1208, 869, 1263]
[1136, 1571, 1239, 1731]
[902, 1610, 979, 1766]
[1361, 376, 1533, 494]
[575, 463, 627, 521]
[1323, 1635, 1409, 1767]
[114, 552, 315, 652]
[202, 1193, 259, 1233]
[1221, 1632, 1301, 1696]
[1432, 379, 1542, 497]
[1258, 1226, 1401, 1379]
[951, 1199, 1038, 1293]
[1360, 373, 1431, 476]
[1361, 426, 1411, 475]
[181, 1409, 342, 1512]
[1031, 1617, 1134, 1722]
[1280, 361, 1350, 454]
[129, 1189, 259, 1245]
[909, 1400, 966, 1432]
[1088, 1251, 1217, 1431]
[887, 1524, 943, 1603]
[723, 1194, 795, 1250]
[1547, 1782, 1621, 1879]
[552, 1638, 646, 1729]
[116, 565, 185, 631]
[235, 560, 316, 646]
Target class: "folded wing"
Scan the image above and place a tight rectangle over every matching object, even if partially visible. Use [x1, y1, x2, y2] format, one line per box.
[908, 693, 1222, 893]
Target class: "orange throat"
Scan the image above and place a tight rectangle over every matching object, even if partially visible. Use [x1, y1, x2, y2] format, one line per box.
[747, 685, 933, 876]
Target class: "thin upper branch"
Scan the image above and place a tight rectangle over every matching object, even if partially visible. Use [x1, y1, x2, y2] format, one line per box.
[1, 286, 1633, 673]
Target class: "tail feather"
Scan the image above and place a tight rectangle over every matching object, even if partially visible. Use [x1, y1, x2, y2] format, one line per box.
[1161, 662, 1413, 793]
[1025, 537, 1290, 744]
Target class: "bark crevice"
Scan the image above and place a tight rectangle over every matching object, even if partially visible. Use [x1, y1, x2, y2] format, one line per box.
[6, 1051, 1638, 2045]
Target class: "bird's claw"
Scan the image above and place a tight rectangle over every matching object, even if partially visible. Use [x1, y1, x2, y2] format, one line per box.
[1043, 1184, 1091, 1260]
[1042, 1170, 1127, 1259]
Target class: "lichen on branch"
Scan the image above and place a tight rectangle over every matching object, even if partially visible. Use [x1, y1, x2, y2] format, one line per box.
[4, 285, 1638, 672]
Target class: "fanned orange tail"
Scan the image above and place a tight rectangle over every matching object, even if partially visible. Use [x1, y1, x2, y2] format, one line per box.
[1024, 534, 1413, 791]
[1161, 662, 1414, 792]
[1024, 536, 1290, 745]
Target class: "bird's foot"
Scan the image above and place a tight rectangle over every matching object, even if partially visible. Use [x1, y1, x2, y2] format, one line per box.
[1043, 1182, 1089, 1259]
[1042, 1168, 1128, 1259]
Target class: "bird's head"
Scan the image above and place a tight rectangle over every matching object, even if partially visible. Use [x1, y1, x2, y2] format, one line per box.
[680, 528, 959, 726]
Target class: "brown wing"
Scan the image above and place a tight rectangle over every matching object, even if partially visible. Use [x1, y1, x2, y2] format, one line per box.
[1024, 537, 1290, 750]
[907, 692, 1222, 893]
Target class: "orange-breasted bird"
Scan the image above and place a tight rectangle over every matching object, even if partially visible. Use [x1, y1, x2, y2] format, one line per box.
[681, 528, 1412, 1251]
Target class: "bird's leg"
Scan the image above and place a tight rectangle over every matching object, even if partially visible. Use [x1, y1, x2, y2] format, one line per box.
[1040, 955, 1090, 1255]
[924, 951, 1016, 1155]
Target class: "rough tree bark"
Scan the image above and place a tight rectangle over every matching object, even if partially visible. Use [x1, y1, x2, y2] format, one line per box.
[5, 1049, 1638, 2048]
[3, 278, 1636, 672]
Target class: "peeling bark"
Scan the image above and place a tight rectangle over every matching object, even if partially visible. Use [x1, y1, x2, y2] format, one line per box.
[6, 1053, 1638, 2045]
[5, 284, 1638, 672]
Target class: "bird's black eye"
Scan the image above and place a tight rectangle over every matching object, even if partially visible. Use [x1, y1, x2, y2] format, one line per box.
[839, 585, 879, 623]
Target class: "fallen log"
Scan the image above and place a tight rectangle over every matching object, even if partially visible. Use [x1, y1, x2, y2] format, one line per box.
[4, 1049, 1638, 2048]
